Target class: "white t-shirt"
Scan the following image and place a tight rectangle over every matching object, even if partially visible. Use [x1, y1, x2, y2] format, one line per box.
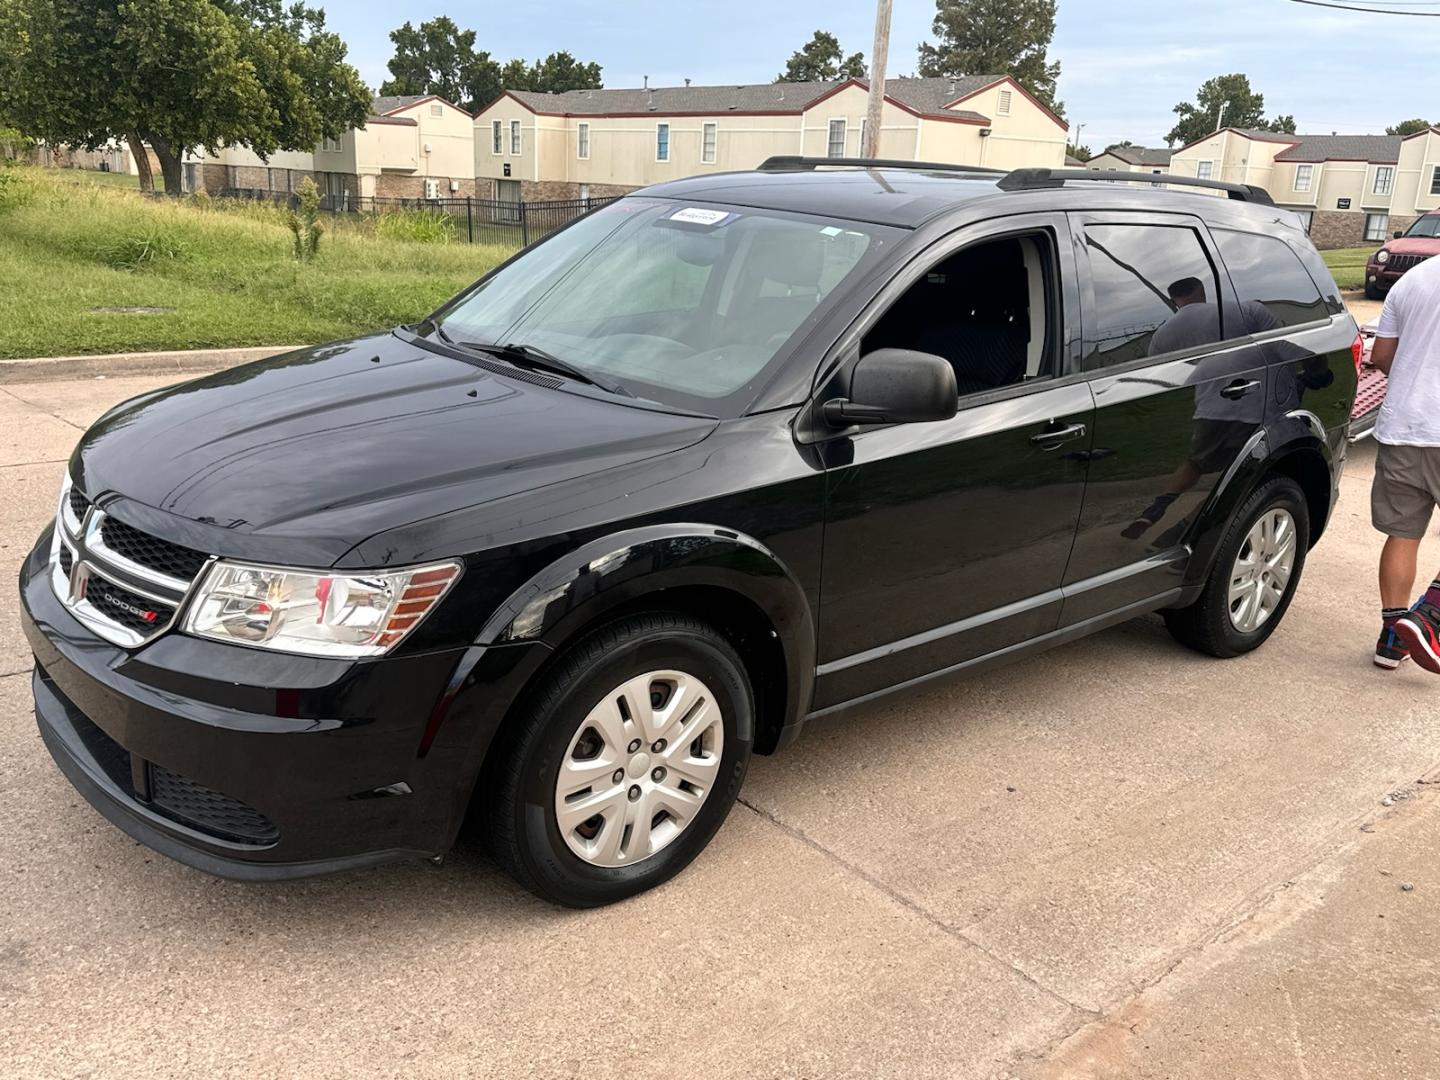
[1376, 254, 1440, 446]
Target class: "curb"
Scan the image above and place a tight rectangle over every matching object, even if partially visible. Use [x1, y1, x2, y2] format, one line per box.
[0, 346, 300, 384]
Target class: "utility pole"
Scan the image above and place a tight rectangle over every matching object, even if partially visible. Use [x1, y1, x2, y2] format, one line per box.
[863, 0, 892, 158]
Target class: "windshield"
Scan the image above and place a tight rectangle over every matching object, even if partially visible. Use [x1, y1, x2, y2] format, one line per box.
[432, 198, 897, 414]
[1405, 216, 1440, 239]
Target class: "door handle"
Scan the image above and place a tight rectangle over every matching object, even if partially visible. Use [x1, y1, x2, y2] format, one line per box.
[1030, 422, 1087, 450]
[1219, 378, 1262, 400]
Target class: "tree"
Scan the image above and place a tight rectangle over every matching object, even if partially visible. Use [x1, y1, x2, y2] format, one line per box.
[1387, 118, 1433, 137]
[378, 17, 501, 114]
[917, 0, 1062, 113]
[0, 0, 369, 194]
[500, 52, 604, 95]
[1066, 142, 1091, 162]
[1164, 74, 1292, 146]
[775, 31, 866, 82]
[1105, 140, 1137, 151]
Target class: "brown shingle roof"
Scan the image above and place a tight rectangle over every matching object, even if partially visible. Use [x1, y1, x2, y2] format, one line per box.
[372, 94, 426, 116]
[504, 76, 1000, 122]
[1274, 134, 1402, 163]
[1103, 146, 1173, 166]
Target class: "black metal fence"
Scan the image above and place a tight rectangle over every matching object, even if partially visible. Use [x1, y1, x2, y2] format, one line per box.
[217, 189, 617, 247]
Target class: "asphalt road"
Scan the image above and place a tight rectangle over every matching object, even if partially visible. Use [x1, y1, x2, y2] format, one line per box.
[2, 371, 1438, 1079]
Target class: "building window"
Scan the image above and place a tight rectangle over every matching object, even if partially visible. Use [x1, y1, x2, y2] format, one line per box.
[579, 183, 590, 202]
[1365, 213, 1390, 242]
[492, 120, 502, 155]
[702, 122, 717, 164]
[1294, 164, 1314, 192]
[997, 89, 1012, 115]
[656, 123, 670, 161]
[321, 135, 340, 152]
[1431, 165, 1440, 196]
[430, 103, 443, 117]
[1196, 160, 1213, 180]
[1374, 166, 1394, 195]
[827, 119, 846, 158]
[577, 123, 590, 160]
[510, 120, 521, 155]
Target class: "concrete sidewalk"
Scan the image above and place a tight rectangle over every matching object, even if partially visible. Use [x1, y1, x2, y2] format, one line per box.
[2, 371, 1438, 1079]
[0, 345, 296, 384]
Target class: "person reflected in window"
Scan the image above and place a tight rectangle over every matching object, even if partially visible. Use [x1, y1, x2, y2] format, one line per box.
[1122, 277, 1244, 542]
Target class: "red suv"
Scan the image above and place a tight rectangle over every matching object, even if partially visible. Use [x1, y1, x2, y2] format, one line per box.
[1366, 211, 1440, 299]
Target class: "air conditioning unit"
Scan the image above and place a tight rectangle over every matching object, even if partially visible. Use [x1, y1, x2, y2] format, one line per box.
[424, 177, 439, 200]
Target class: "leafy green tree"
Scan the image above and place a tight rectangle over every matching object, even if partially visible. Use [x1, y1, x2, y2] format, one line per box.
[1066, 142, 1091, 162]
[774, 31, 866, 82]
[378, 17, 501, 114]
[1105, 140, 1137, 151]
[0, 0, 368, 194]
[1165, 74, 1292, 146]
[918, 0, 1061, 113]
[500, 51, 604, 95]
[1387, 118, 1433, 137]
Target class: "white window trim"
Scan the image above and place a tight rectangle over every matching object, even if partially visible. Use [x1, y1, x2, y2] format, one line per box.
[1365, 213, 1389, 242]
[491, 120, 502, 156]
[1373, 165, 1394, 195]
[1293, 164, 1314, 193]
[827, 118, 847, 159]
[1196, 160, 1214, 180]
[1431, 165, 1440, 196]
[510, 119, 521, 156]
[577, 122, 590, 160]
[701, 122, 717, 164]
[656, 122, 670, 163]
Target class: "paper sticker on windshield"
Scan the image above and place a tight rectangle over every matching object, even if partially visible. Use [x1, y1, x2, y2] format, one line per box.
[670, 207, 736, 227]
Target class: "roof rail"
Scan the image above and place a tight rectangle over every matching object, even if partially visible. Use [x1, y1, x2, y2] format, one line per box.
[996, 167, 1275, 205]
[758, 155, 1006, 176]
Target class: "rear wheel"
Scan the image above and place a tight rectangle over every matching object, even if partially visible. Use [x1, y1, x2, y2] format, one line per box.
[488, 613, 753, 907]
[1164, 476, 1309, 657]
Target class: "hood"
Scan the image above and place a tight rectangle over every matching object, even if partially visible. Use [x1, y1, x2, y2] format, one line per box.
[74, 334, 717, 566]
[1382, 235, 1440, 257]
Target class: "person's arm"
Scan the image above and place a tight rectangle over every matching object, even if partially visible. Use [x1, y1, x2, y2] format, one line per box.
[1372, 335, 1398, 375]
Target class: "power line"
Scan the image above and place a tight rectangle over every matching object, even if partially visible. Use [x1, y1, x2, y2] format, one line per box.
[1286, 0, 1440, 13]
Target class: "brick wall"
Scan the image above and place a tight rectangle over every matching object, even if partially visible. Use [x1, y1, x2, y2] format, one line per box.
[200, 164, 229, 193]
[1307, 210, 1414, 251]
[374, 173, 477, 200]
[488, 179, 636, 201]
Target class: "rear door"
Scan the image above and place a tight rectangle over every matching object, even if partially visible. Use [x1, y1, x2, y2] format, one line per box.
[1059, 211, 1267, 624]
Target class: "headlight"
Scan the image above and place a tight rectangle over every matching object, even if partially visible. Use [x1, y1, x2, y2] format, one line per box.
[1376, 249, 1390, 264]
[183, 560, 462, 657]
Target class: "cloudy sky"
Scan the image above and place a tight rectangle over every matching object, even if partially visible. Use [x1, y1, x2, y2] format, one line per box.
[325, 0, 1439, 149]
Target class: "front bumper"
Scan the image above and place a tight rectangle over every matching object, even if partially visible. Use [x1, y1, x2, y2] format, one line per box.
[20, 529, 546, 879]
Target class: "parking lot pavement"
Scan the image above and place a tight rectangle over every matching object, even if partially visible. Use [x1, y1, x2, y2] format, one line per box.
[3, 375, 1439, 1079]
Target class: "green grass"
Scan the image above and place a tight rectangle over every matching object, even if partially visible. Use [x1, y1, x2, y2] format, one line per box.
[1322, 246, 1374, 292]
[47, 167, 141, 190]
[0, 166, 515, 358]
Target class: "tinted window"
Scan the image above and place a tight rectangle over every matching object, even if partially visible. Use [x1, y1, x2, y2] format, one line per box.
[1215, 229, 1327, 330]
[1082, 224, 1222, 369]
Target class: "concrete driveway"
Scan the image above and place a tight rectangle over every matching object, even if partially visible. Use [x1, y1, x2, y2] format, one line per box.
[2, 372, 1438, 1079]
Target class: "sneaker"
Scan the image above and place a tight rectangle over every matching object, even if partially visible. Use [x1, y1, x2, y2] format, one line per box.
[1393, 602, 1440, 674]
[1375, 624, 1410, 670]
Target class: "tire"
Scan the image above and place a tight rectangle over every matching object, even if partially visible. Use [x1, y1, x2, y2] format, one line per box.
[487, 613, 753, 907]
[1365, 280, 1385, 301]
[1163, 476, 1310, 658]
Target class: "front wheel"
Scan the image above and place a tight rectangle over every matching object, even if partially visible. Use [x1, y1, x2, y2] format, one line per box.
[1365, 279, 1386, 301]
[487, 613, 753, 907]
[1164, 476, 1310, 658]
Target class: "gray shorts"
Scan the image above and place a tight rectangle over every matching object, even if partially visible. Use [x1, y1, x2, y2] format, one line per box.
[1372, 442, 1440, 538]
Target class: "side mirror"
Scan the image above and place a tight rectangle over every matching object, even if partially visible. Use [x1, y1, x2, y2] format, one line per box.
[823, 348, 958, 426]
[1395, 230, 1404, 239]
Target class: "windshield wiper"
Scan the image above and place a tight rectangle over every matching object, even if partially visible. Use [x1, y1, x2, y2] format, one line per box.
[440, 333, 633, 398]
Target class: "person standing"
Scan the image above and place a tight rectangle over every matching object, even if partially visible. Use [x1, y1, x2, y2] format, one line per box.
[1370, 253, 1440, 670]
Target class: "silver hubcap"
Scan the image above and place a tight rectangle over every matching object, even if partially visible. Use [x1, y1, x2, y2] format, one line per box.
[1228, 508, 1296, 633]
[555, 670, 724, 868]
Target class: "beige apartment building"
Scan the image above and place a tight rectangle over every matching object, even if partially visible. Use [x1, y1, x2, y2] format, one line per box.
[1167, 126, 1440, 248]
[471, 75, 1068, 201]
[1085, 145, 1172, 174]
[180, 95, 476, 204]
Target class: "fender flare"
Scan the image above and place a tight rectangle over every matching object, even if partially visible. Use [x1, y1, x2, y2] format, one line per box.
[477, 522, 817, 730]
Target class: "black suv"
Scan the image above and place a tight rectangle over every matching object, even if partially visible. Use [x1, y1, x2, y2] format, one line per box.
[20, 160, 1358, 906]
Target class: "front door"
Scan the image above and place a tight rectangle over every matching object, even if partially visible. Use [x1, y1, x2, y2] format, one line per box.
[1059, 212, 1268, 623]
[813, 217, 1094, 711]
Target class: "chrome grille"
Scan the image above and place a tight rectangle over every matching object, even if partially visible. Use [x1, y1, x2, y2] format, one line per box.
[51, 477, 212, 648]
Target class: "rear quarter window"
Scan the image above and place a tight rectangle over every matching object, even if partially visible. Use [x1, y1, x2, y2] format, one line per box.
[1214, 229, 1329, 331]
